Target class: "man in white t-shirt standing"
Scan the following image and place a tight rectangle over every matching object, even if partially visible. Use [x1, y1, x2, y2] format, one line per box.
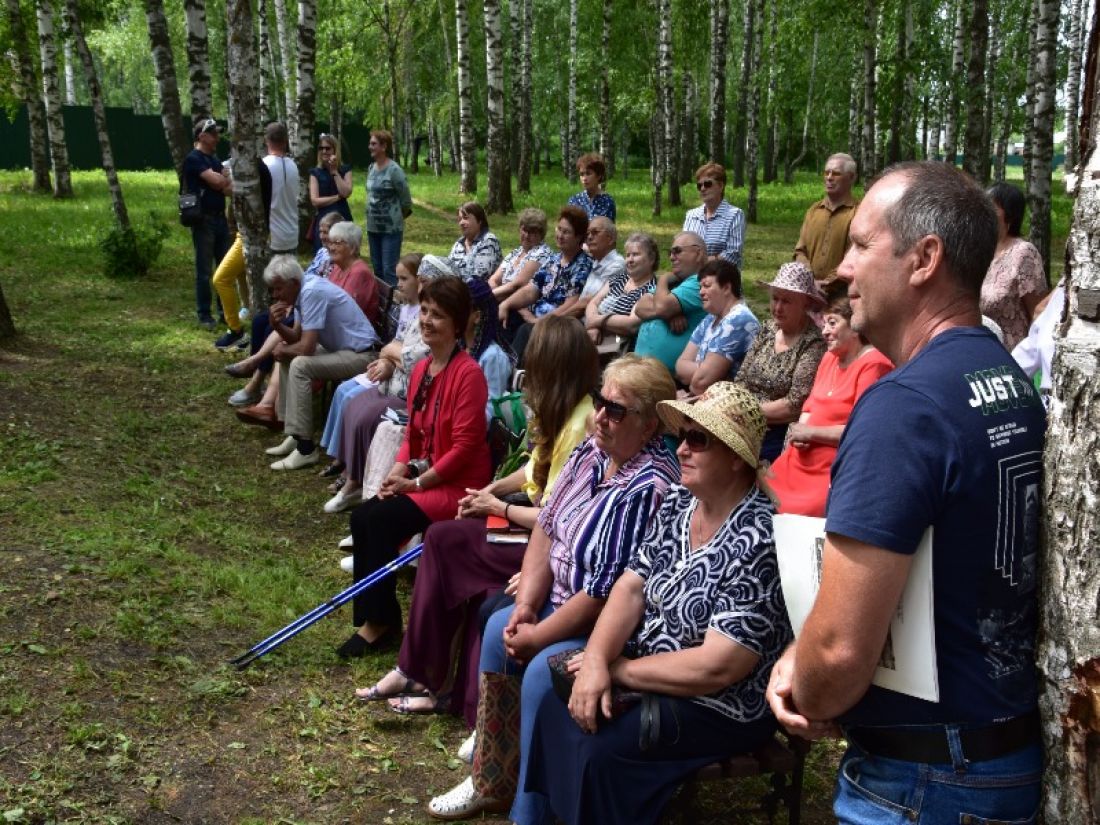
[263, 122, 300, 255]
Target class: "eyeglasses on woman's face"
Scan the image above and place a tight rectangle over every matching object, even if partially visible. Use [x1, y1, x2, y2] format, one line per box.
[677, 428, 714, 452]
[696, 178, 716, 191]
[590, 390, 640, 424]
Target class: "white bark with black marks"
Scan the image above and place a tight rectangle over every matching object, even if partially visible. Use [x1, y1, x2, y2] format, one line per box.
[517, 0, 533, 193]
[859, 0, 877, 179]
[484, 0, 512, 213]
[293, 0, 317, 244]
[1026, 0, 1059, 279]
[455, 0, 476, 193]
[566, 0, 578, 182]
[6, 0, 52, 192]
[657, 0, 677, 205]
[142, 0, 189, 173]
[1063, 0, 1088, 174]
[184, 0, 212, 119]
[599, 0, 613, 174]
[962, 0, 989, 181]
[708, 0, 729, 165]
[272, 0, 296, 142]
[62, 37, 75, 104]
[746, 0, 763, 222]
[36, 0, 72, 197]
[942, 0, 966, 167]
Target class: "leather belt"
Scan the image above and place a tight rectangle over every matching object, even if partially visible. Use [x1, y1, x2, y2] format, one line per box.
[846, 710, 1040, 764]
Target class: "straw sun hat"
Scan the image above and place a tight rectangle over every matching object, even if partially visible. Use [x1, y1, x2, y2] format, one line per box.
[657, 382, 766, 469]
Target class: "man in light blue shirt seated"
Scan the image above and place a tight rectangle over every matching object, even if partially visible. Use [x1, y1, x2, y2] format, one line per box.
[632, 231, 708, 378]
[264, 255, 379, 470]
[675, 259, 759, 395]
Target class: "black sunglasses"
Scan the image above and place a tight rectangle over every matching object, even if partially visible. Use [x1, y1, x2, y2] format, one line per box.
[591, 390, 639, 424]
[696, 179, 716, 190]
[677, 428, 713, 452]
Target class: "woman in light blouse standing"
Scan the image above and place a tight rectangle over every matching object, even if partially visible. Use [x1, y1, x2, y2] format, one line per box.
[365, 129, 413, 287]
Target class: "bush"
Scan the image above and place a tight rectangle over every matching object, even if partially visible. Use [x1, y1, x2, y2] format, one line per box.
[99, 215, 169, 278]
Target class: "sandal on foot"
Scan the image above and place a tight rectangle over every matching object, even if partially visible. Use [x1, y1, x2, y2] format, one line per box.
[355, 672, 427, 702]
[388, 693, 447, 715]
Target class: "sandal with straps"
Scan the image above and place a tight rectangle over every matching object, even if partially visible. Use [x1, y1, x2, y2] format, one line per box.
[355, 670, 428, 702]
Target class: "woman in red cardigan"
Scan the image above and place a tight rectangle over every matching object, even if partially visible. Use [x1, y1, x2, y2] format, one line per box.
[338, 277, 492, 658]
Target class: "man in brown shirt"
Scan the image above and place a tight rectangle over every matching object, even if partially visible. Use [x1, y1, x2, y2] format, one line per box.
[793, 153, 858, 285]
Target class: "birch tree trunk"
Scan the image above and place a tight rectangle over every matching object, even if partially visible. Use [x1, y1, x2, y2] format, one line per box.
[226, 0, 270, 311]
[708, 0, 729, 164]
[1063, 0, 1088, 174]
[184, 0, 212, 118]
[6, 0, 52, 192]
[681, 73, 697, 183]
[763, 0, 778, 183]
[455, 0, 477, 193]
[1037, 18, 1100, 817]
[785, 31, 817, 183]
[36, 0, 72, 198]
[961, 0, 989, 181]
[657, 0, 677, 206]
[980, 6, 1000, 181]
[517, 0, 533, 192]
[1022, 0, 1038, 194]
[484, 0, 512, 213]
[860, 0, 878, 180]
[293, 0, 317, 242]
[62, 37, 75, 103]
[61, 0, 129, 228]
[650, 109, 664, 217]
[732, 0, 754, 188]
[928, 83, 942, 160]
[258, 0, 272, 119]
[272, 0, 296, 140]
[942, 0, 966, 167]
[746, 0, 763, 222]
[1026, 0, 1059, 279]
[598, 0, 612, 174]
[848, 58, 863, 165]
[566, 0, 579, 183]
[507, 0, 520, 176]
[143, 0, 189, 173]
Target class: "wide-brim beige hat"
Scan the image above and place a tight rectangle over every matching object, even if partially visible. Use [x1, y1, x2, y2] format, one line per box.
[657, 382, 766, 469]
[757, 261, 826, 308]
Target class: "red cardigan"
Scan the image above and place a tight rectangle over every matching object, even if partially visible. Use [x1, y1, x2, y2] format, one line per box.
[396, 351, 492, 521]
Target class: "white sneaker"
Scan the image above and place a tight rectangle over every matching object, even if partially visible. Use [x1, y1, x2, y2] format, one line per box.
[456, 732, 476, 764]
[270, 449, 320, 471]
[323, 486, 362, 514]
[339, 555, 354, 573]
[338, 535, 354, 549]
[264, 436, 297, 456]
[228, 387, 260, 407]
[426, 776, 508, 821]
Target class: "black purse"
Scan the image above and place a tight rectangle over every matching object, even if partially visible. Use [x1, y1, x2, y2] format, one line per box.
[179, 191, 203, 227]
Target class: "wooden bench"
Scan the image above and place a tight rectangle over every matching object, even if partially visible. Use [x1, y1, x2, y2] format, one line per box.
[664, 732, 809, 824]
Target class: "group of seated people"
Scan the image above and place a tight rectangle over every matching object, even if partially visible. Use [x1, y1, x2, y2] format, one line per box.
[211, 150, 1060, 825]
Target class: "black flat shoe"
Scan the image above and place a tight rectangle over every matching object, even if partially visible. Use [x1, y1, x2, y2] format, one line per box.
[319, 461, 345, 479]
[336, 626, 402, 659]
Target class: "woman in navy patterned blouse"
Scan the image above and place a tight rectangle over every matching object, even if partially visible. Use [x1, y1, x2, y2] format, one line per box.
[521, 382, 793, 825]
[567, 152, 616, 222]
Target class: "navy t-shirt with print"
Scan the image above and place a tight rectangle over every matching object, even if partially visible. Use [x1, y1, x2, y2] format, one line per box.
[183, 148, 226, 215]
[825, 326, 1045, 726]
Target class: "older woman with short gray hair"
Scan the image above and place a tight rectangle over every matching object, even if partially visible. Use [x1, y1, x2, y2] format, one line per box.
[326, 221, 378, 323]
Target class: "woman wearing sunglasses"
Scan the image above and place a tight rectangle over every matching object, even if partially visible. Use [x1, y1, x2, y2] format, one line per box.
[518, 382, 792, 825]
[428, 355, 680, 821]
[308, 133, 353, 252]
[336, 276, 492, 658]
[681, 162, 746, 268]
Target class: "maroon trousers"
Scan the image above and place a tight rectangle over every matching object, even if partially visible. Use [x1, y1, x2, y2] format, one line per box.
[396, 518, 527, 728]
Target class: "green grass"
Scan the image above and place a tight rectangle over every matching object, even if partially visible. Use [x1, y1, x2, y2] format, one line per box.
[0, 165, 1073, 823]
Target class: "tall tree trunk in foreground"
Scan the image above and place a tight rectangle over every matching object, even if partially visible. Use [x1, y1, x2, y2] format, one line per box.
[226, 0, 271, 311]
[184, 0, 212, 118]
[1038, 9, 1100, 817]
[0, 281, 15, 339]
[1027, 0, 1059, 280]
[1022, 0, 1038, 194]
[272, 0, 295, 137]
[62, 0, 129, 228]
[293, 0, 317, 242]
[785, 31, 817, 182]
[565, 0, 579, 182]
[732, 0, 754, 187]
[516, 0, 532, 192]
[746, 0, 763, 221]
[143, 0, 189, 173]
[860, 0, 878, 180]
[36, 0, 73, 197]
[455, 0, 476, 192]
[657, 0, 676, 205]
[708, 0, 729, 164]
[962, 0, 989, 181]
[258, 0, 272, 118]
[598, 0, 613, 173]
[6, 0, 52, 192]
[942, 0, 966, 166]
[484, 0, 512, 213]
[1063, 0, 1088, 174]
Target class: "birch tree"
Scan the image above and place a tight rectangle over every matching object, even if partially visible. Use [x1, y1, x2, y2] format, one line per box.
[226, 0, 270, 310]
[1026, 0, 1059, 278]
[732, 0, 754, 187]
[859, 0, 877, 180]
[598, 0, 612, 172]
[942, 0, 966, 166]
[272, 0, 295, 141]
[961, 0, 989, 181]
[62, 38, 74, 103]
[656, 0, 676, 205]
[566, 0, 579, 182]
[183, 0, 212, 119]
[1063, 0, 1088, 174]
[708, 0, 729, 164]
[293, 0, 318, 238]
[785, 31, 817, 182]
[61, 0, 129, 228]
[36, 0, 72, 198]
[6, 0, 52, 192]
[484, 0, 512, 212]
[516, 0, 533, 193]
[745, 0, 763, 222]
[1037, 14, 1100, 818]
[258, 0, 272, 118]
[455, 0, 476, 193]
[143, 0, 190, 172]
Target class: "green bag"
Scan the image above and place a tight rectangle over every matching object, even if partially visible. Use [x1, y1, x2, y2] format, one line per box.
[490, 392, 527, 436]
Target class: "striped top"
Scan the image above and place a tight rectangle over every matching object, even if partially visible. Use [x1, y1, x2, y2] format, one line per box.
[537, 435, 679, 608]
[682, 199, 746, 268]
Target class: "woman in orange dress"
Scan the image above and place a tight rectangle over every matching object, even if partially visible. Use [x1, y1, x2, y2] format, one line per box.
[767, 288, 893, 517]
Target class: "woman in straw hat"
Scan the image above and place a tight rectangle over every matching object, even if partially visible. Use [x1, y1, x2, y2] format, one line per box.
[518, 382, 793, 825]
[736, 261, 827, 461]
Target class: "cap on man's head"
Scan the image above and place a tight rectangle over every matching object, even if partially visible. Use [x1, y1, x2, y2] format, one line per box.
[194, 118, 220, 140]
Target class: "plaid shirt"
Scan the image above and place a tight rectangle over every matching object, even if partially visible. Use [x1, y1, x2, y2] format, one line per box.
[682, 199, 745, 268]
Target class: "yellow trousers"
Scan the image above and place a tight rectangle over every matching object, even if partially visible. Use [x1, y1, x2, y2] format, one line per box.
[212, 234, 249, 331]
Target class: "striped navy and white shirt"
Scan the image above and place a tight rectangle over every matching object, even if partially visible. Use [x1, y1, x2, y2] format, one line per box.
[537, 435, 679, 609]
[682, 199, 746, 268]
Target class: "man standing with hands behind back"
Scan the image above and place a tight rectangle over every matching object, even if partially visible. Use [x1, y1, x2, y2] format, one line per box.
[767, 162, 1046, 824]
[793, 153, 858, 285]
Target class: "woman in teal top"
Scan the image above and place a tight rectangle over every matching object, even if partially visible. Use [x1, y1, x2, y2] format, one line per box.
[366, 129, 413, 286]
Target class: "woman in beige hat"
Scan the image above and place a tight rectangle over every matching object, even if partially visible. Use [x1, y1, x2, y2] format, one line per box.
[736, 261, 827, 461]
[519, 382, 792, 825]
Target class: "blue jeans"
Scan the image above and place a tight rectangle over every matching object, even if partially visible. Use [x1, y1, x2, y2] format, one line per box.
[834, 733, 1041, 824]
[191, 214, 231, 321]
[480, 601, 588, 825]
[368, 230, 403, 287]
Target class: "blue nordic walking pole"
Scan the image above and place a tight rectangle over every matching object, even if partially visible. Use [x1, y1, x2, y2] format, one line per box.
[230, 542, 423, 669]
